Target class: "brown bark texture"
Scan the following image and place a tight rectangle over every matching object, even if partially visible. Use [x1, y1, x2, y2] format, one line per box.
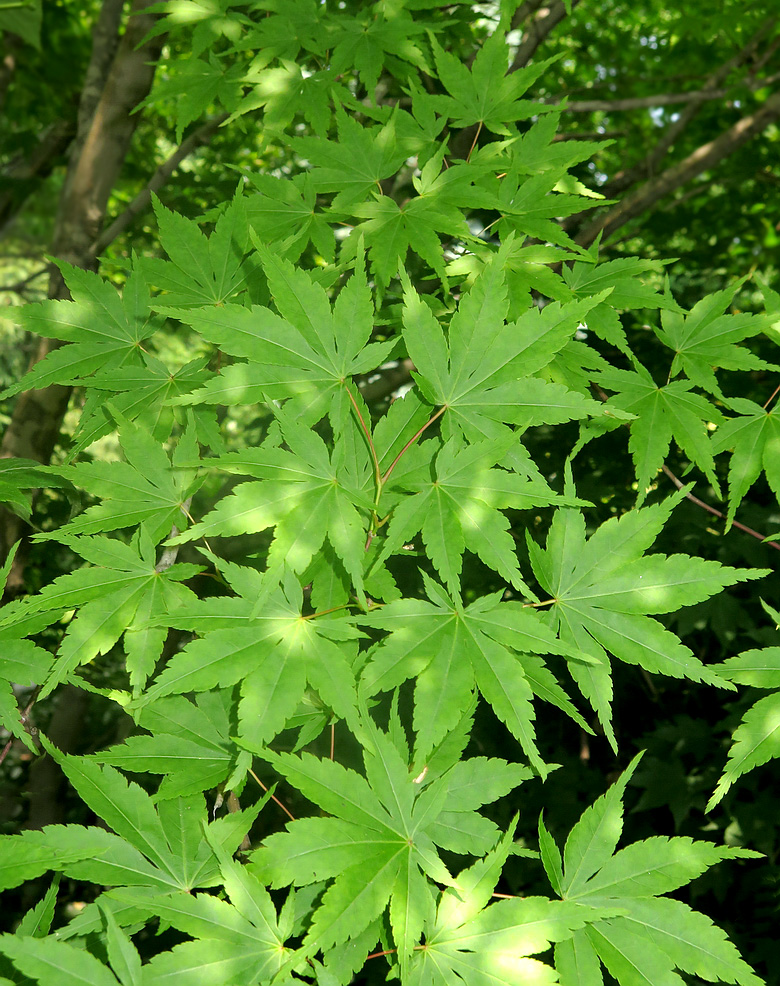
[0, 0, 164, 588]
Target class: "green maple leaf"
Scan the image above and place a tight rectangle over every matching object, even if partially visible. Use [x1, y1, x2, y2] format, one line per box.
[401, 253, 614, 452]
[38, 530, 200, 698]
[292, 107, 408, 209]
[563, 256, 683, 315]
[0, 457, 55, 519]
[0, 636, 52, 752]
[170, 241, 395, 424]
[170, 406, 372, 598]
[410, 822, 616, 986]
[359, 573, 592, 772]
[246, 711, 528, 967]
[0, 264, 157, 400]
[497, 167, 596, 255]
[136, 559, 362, 746]
[110, 830, 290, 986]
[93, 691, 245, 801]
[0, 932, 135, 986]
[244, 0, 324, 61]
[142, 53, 245, 141]
[244, 172, 335, 262]
[0, 735, 264, 898]
[140, 193, 250, 308]
[655, 280, 776, 396]
[708, 603, 780, 808]
[351, 190, 463, 290]
[711, 397, 780, 527]
[374, 434, 584, 596]
[595, 360, 723, 504]
[36, 414, 201, 543]
[329, 8, 427, 95]
[541, 754, 763, 986]
[427, 31, 556, 136]
[528, 484, 766, 747]
[67, 354, 212, 454]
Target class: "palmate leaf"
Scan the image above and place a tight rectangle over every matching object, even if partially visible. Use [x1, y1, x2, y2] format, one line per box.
[328, 6, 427, 95]
[243, 172, 335, 262]
[409, 823, 614, 986]
[136, 560, 362, 746]
[246, 710, 529, 969]
[543, 755, 763, 986]
[655, 280, 776, 396]
[68, 355, 212, 454]
[401, 254, 614, 452]
[711, 397, 780, 527]
[528, 485, 765, 747]
[292, 106, 408, 209]
[375, 434, 584, 596]
[139, 193, 251, 308]
[32, 531, 200, 699]
[708, 632, 780, 808]
[359, 573, 591, 772]
[427, 31, 556, 136]
[168, 240, 395, 423]
[169, 406, 372, 598]
[0, 736, 265, 899]
[595, 360, 723, 504]
[36, 414, 202, 544]
[111, 829, 290, 986]
[0, 264, 158, 399]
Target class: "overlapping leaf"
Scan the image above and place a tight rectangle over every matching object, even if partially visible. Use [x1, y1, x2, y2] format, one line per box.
[111, 832, 290, 986]
[0, 264, 158, 399]
[541, 755, 762, 986]
[136, 559, 361, 745]
[247, 712, 528, 966]
[360, 573, 592, 772]
[527, 486, 765, 746]
[93, 691, 245, 800]
[169, 242, 394, 423]
[595, 360, 723, 503]
[0, 736, 264, 899]
[408, 822, 615, 986]
[169, 406, 372, 597]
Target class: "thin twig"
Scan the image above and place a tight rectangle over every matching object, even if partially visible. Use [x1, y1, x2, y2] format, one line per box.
[346, 385, 381, 490]
[381, 405, 447, 485]
[661, 464, 780, 551]
[90, 112, 229, 255]
[248, 767, 296, 821]
[0, 688, 40, 767]
[763, 381, 780, 410]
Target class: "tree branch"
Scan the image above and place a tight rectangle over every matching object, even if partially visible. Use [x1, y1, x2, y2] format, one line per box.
[553, 73, 780, 114]
[603, 16, 778, 197]
[91, 112, 229, 255]
[510, 0, 580, 72]
[575, 88, 780, 248]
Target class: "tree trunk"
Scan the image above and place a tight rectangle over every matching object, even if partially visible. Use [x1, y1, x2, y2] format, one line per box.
[0, 0, 164, 594]
[0, 0, 165, 829]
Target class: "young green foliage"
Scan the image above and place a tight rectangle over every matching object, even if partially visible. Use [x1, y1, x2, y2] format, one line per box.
[541, 756, 763, 986]
[0, 5, 774, 985]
